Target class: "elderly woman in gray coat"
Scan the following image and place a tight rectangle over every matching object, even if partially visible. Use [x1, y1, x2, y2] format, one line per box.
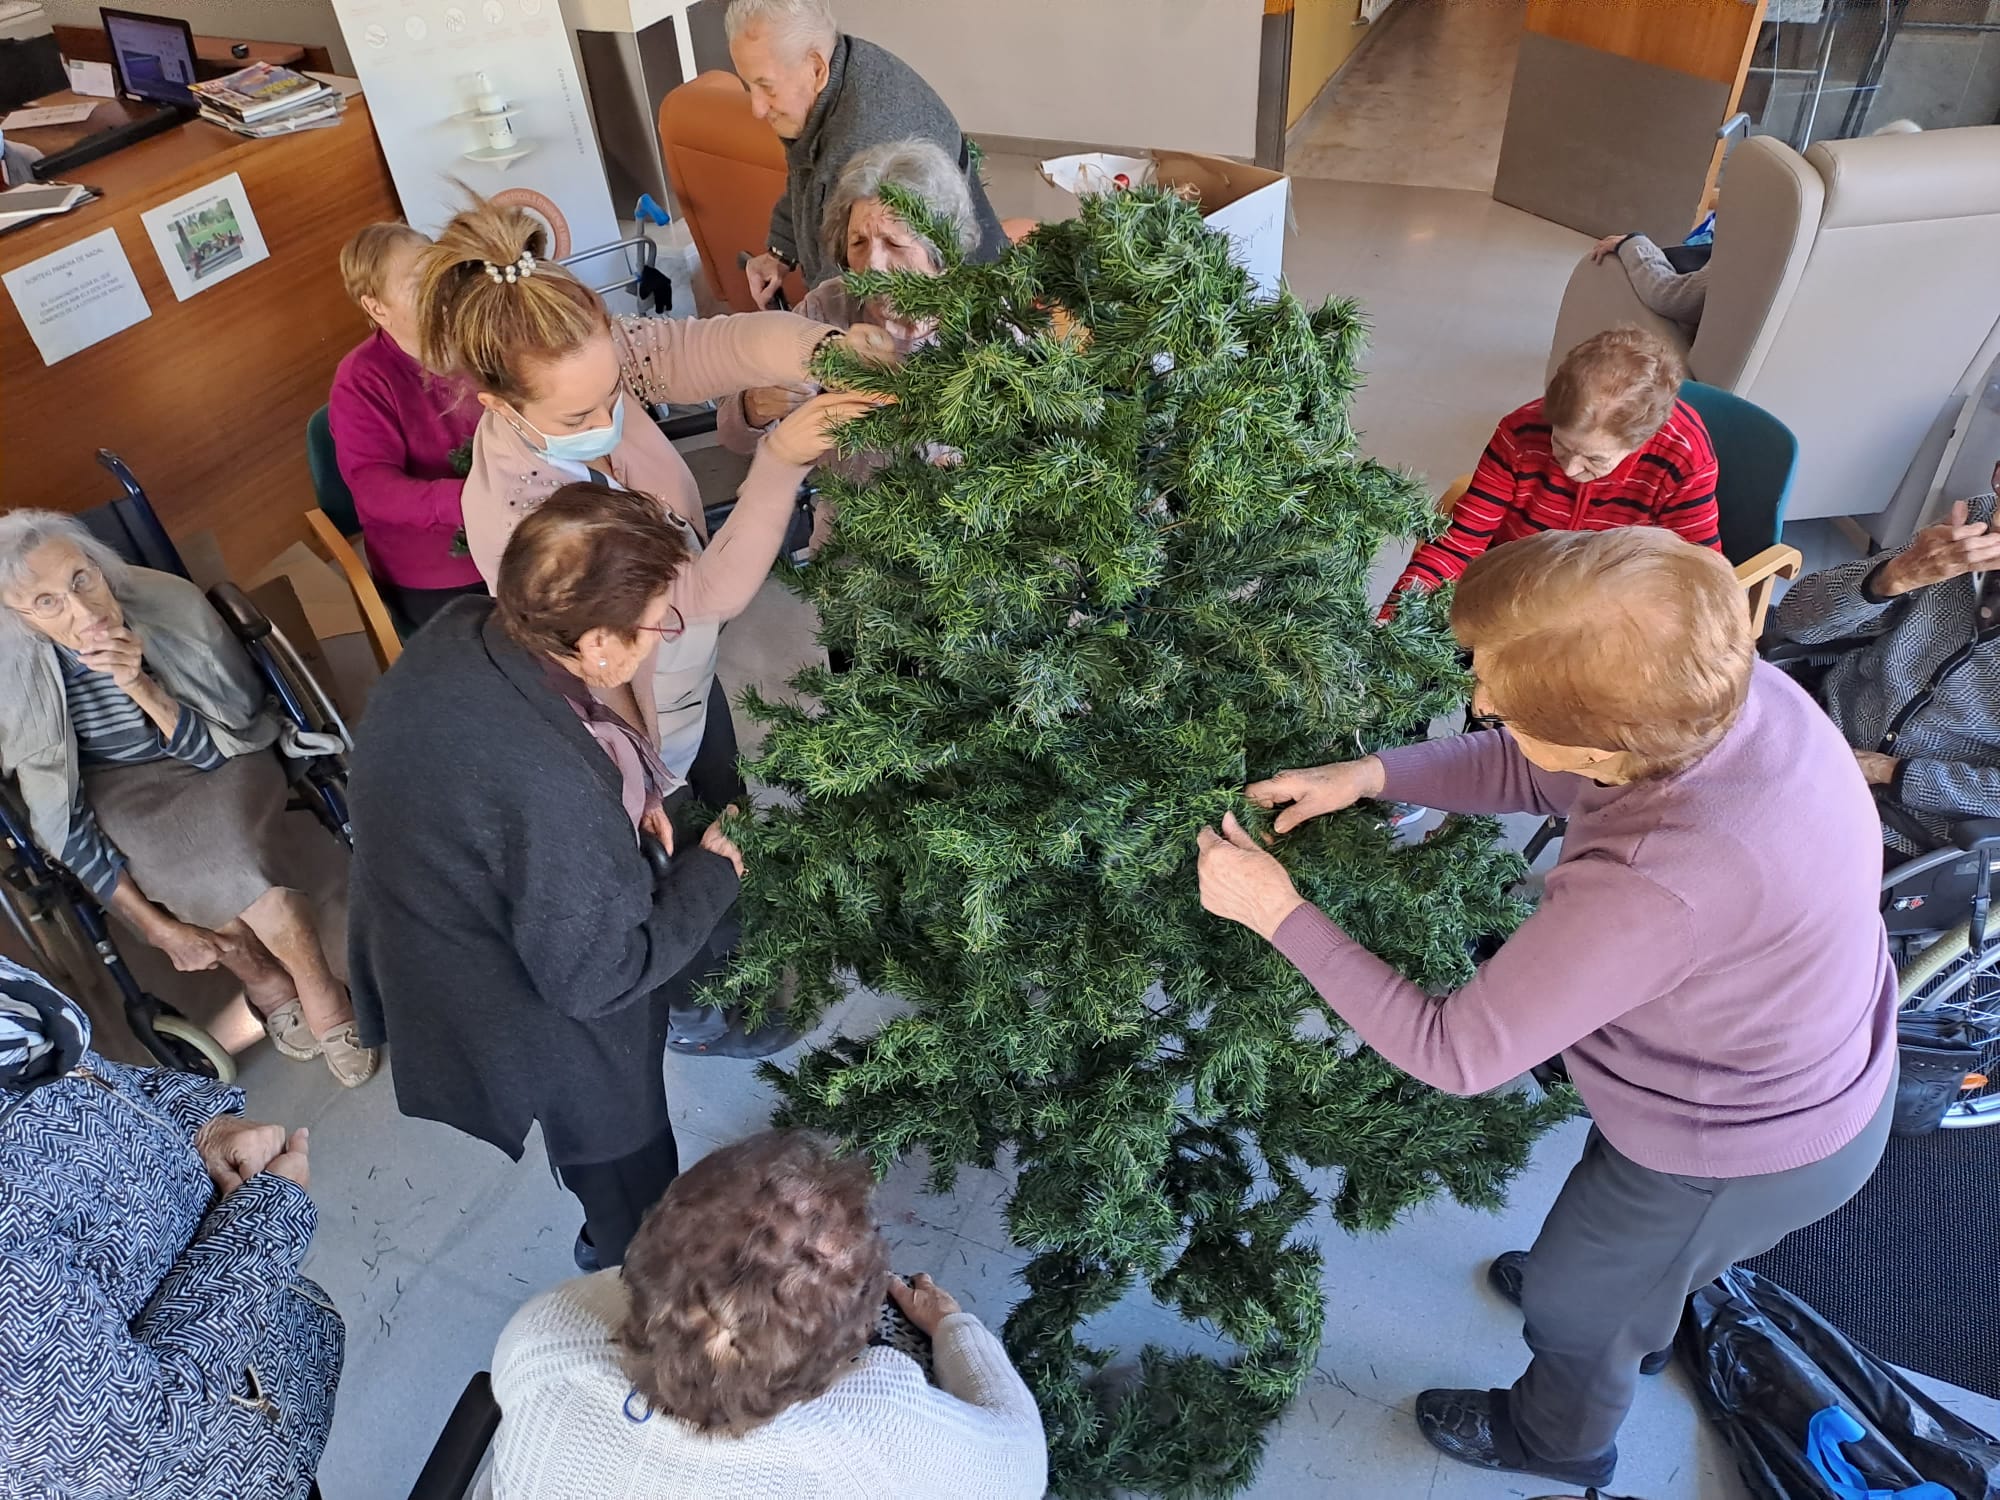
[717, 136, 982, 550]
[0, 511, 376, 1085]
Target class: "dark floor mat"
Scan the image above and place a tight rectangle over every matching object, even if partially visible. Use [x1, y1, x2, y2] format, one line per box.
[1741, 1126, 2000, 1401]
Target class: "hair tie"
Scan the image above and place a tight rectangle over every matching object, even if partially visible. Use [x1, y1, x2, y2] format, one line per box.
[482, 250, 538, 285]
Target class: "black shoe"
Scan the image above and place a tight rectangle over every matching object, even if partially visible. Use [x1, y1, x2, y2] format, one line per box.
[1416, 1388, 1616, 1489]
[667, 1004, 800, 1059]
[1486, 1252, 1673, 1377]
[573, 1227, 601, 1274]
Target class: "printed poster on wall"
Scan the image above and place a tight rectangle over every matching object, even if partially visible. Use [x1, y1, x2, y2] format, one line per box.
[139, 172, 271, 302]
[327, 0, 618, 255]
[2, 227, 151, 366]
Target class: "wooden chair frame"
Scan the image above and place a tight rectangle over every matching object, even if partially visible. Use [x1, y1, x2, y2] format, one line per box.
[302, 510, 402, 674]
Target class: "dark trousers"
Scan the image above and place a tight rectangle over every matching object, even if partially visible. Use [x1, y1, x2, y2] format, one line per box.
[556, 1125, 681, 1268]
[1509, 1073, 1897, 1468]
[379, 577, 486, 634]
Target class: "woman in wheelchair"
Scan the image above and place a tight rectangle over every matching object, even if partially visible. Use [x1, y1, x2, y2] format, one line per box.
[1768, 458, 2000, 859]
[486, 1130, 1046, 1499]
[0, 956, 340, 1499]
[413, 192, 890, 782]
[0, 511, 379, 1086]
[1197, 530, 1897, 1492]
[718, 136, 983, 548]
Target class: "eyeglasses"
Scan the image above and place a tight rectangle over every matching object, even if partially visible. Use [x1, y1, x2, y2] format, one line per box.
[633, 605, 687, 643]
[10, 562, 106, 621]
[1467, 712, 1507, 734]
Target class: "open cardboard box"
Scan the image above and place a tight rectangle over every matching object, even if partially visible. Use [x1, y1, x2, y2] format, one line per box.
[1040, 149, 1292, 299]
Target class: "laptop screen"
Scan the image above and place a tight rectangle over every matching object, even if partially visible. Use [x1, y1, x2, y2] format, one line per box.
[102, 9, 199, 109]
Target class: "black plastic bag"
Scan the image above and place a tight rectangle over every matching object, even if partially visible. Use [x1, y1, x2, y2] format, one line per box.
[1681, 1267, 2000, 1499]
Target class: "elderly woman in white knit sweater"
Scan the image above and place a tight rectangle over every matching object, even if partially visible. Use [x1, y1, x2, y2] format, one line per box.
[486, 1130, 1047, 1499]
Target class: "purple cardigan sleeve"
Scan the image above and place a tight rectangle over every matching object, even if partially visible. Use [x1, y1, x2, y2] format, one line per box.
[1270, 854, 1698, 1094]
[1375, 730, 1583, 819]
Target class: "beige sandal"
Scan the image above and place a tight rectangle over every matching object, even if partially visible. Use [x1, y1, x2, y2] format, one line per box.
[262, 1000, 322, 1062]
[319, 1023, 381, 1088]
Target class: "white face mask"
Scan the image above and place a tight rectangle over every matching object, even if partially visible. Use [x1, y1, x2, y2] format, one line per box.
[510, 394, 625, 465]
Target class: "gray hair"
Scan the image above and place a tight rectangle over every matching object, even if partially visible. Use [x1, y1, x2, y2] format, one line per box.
[723, 0, 837, 53]
[820, 137, 978, 273]
[0, 509, 128, 639]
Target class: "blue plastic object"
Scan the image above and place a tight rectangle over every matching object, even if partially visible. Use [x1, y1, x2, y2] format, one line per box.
[634, 193, 671, 227]
[1677, 379, 1799, 568]
[1686, 210, 1717, 246]
[1807, 1408, 1957, 1500]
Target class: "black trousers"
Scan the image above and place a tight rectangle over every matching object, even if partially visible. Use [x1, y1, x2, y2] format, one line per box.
[379, 578, 486, 634]
[555, 1125, 682, 1267]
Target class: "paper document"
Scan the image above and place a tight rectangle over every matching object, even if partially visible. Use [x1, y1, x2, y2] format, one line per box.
[65, 60, 117, 99]
[2, 228, 152, 365]
[2, 103, 100, 129]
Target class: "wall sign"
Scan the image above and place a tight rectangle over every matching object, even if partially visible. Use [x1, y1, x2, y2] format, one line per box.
[139, 173, 271, 302]
[2, 228, 152, 366]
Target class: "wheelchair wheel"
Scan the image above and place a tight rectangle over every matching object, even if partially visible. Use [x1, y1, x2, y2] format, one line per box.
[150, 1014, 237, 1084]
[1896, 922, 2000, 1129]
[0, 865, 101, 999]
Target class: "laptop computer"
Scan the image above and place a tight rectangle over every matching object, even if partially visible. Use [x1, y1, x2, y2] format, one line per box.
[100, 7, 200, 111]
[26, 8, 196, 180]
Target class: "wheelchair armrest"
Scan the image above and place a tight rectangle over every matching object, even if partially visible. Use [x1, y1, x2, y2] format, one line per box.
[657, 408, 721, 444]
[406, 1371, 501, 1500]
[206, 583, 273, 644]
[1950, 818, 2000, 853]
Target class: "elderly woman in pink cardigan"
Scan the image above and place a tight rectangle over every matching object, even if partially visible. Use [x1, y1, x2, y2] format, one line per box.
[415, 194, 889, 790]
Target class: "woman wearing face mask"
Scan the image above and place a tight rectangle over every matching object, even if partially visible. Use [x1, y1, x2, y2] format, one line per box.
[415, 195, 890, 784]
[328, 221, 486, 631]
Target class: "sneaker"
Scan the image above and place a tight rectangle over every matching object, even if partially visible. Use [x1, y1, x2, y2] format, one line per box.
[1416, 1388, 1616, 1489]
[1381, 800, 1428, 829]
[261, 1000, 321, 1062]
[1487, 1253, 1672, 1376]
[319, 1023, 380, 1088]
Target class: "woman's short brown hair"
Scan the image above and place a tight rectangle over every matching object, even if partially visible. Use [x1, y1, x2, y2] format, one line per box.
[494, 483, 691, 659]
[620, 1130, 889, 1434]
[414, 193, 607, 403]
[1452, 528, 1753, 779]
[1544, 327, 1687, 450]
[339, 222, 427, 308]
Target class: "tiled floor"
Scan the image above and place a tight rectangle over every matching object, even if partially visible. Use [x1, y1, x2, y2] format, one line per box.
[1286, 0, 1526, 194]
[30, 157, 2000, 1499]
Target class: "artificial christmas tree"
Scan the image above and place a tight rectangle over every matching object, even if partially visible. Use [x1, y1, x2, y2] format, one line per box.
[711, 185, 1572, 1497]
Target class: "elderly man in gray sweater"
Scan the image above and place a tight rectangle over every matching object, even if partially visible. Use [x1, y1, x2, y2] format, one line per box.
[728, 0, 1007, 304]
[1770, 459, 2000, 856]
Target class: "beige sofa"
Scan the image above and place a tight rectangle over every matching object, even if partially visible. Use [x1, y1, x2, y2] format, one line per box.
[1546, 126, 2000, 529]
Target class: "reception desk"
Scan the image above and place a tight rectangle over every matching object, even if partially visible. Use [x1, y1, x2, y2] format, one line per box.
[0, 100, 400, 574]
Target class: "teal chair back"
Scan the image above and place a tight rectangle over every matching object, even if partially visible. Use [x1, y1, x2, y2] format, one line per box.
[306, 406, 362, 538]
[1677, 380, 1797, 567]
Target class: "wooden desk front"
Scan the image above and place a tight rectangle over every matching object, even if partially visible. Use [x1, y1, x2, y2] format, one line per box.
[0, 100, 398, 574]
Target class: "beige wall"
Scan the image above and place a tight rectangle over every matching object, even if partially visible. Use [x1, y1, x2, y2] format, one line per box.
[828, 0, 1266, 157]
[44, 0, 354, 72]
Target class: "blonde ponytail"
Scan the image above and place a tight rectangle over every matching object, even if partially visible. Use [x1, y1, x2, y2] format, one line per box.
[415, 194, 607, 402]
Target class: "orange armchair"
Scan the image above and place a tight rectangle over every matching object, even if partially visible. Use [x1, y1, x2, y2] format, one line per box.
[657, 71, 807, 314]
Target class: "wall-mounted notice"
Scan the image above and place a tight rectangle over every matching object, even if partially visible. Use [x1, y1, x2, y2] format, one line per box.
[328, 0, 618, 254]
[2, 228, 151, 366]
[139, 173, 271, 303]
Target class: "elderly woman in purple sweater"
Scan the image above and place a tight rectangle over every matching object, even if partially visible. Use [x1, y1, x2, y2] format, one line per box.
[328, 223, 487, 630]
[1197, 528, 1898, 1492]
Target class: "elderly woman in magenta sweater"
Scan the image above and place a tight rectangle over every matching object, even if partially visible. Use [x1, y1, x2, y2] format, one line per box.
[327, 223, 486, 630]
[1197, 528, 1898, 1492]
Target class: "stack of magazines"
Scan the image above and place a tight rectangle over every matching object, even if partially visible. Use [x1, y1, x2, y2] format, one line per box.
[191, 63, 344, 138]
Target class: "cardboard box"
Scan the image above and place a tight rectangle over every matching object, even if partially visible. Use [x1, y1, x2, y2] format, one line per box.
[1039, 149, 1292, 299]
